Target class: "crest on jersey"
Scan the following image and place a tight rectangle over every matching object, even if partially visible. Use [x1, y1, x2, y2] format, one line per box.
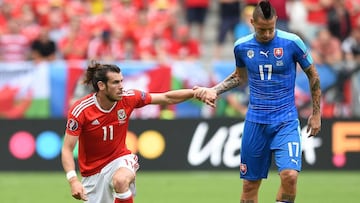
[247, 50, 254, 59]
[274, 48, 283, 59]
[66, 119, 78, 131]
[240, 163, 247, 175]
[117, 109, 127, 121]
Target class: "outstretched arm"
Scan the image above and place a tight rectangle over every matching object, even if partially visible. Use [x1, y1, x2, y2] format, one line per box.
[304, 64, 322, 137]
[150, 89, 194, 105]
[195, 67, 247, 107]
[213, 67, 247, 95]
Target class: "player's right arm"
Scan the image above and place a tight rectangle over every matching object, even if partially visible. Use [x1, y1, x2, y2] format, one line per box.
[61, 133, 88, 201]
[194, 67, 248, 107]
[150, 89, 195, 105]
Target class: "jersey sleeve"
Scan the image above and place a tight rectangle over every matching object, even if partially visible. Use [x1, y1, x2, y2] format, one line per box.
[234, 34, 253, 68]
[234, 44, 245, 68]
[65, 105, 84, 137]
[123, 89, 152, 108]
[292, 35, 313, 70]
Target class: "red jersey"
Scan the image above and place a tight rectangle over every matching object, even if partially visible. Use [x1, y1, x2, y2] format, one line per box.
[65, 90, 152, 177]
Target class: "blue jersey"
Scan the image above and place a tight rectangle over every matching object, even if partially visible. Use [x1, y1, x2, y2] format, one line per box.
[234, 30, 313, 124]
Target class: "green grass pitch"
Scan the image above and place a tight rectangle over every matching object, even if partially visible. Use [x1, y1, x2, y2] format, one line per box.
[0, 170, 359, 203]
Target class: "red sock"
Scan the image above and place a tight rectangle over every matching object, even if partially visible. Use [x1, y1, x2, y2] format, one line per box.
[114, 197, 133, 203]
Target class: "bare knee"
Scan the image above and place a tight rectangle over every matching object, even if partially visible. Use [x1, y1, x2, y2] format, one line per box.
[276, 170, 298, 202]
[280, 170, 298, 187]
[242, 179, 261, 196]
[112, 168, 135, 193]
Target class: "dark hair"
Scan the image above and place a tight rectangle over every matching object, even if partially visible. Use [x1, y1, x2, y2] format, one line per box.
[83, 60, 121, 92]
[253, 0, 276, 21]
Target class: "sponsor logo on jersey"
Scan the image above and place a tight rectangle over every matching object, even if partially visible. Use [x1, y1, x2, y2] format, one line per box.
[67, 119, 78, 131]
[117, 109, 127, 121]
[260, 50, 269, 58]
[240, 163, 247, 175]
[247, 50, 254, 59]
[274, 48, 283, 59]
[291, 159, 299, 166]
[91, 119, 100, 125]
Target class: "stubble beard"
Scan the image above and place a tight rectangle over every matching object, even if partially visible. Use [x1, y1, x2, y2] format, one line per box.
[105, 93, 120, 102]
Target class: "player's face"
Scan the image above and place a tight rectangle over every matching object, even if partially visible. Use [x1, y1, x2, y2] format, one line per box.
[104, 71, 124, 102]
[251, 16, 277, 43]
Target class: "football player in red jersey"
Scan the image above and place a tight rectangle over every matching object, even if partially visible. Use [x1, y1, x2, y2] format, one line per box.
[61, 61, 195, 203]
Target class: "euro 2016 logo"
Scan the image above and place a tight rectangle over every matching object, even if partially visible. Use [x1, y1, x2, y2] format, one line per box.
[67, 119, 78, 131]
[332, 122, 360, 167]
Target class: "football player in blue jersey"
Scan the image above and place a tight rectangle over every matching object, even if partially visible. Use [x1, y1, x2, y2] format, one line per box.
[194, 1, 321, 203]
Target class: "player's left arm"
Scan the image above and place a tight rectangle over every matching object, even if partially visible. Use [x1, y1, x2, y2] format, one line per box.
[304, 64, 322, 137]
[150, 89, 194, 105]
[194, 67, 248, 107]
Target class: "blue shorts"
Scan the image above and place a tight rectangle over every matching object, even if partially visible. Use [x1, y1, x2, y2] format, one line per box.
[240, 119, 302, 180]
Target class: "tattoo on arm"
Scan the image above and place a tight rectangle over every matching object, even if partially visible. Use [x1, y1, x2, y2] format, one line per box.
[305, 66, 321, 114]
[311, 77, 321, 114]
[213, 71, 243, 95]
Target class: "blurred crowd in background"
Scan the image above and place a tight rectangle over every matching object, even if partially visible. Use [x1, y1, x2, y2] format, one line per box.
[0, 0, 360, 119]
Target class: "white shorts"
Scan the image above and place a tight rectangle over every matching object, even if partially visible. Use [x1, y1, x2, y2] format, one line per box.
[81, 154, 139, 203]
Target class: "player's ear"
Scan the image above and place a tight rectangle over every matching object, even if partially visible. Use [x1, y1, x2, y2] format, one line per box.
[97, 81, 106, 91]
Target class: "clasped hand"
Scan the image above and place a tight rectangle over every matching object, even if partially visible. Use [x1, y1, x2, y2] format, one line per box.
[193, 86, 217, 108]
